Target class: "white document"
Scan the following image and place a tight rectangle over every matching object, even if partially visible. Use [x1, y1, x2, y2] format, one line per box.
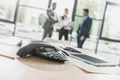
[68, 57, 120, 75]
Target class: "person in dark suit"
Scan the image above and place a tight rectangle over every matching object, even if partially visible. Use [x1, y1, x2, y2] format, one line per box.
[42, 3, 58, 40]
[77, 9, 92, 48]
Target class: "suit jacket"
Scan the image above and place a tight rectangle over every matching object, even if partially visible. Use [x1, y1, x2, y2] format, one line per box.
[42, 9, 58, 31]
[77, 17, 92, 38]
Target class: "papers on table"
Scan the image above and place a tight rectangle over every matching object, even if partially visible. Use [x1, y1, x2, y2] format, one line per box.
[68, 57, 120, 75]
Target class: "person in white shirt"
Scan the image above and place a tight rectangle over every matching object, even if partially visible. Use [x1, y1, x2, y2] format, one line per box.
[58, 8, 72, 41]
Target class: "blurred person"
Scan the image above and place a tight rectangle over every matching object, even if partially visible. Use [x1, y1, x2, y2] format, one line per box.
[58, 8, 72, 41]
[77, 9, 92, 48]
[42, 3, 58, 40]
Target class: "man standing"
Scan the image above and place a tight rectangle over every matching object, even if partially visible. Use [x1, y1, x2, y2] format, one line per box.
[77, 9, 92, 48]
[42, 3, 58, 40]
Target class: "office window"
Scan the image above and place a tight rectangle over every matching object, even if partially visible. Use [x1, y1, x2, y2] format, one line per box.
[76, 0, 106, 19]
[15, 0, 49, 40]
[0, 0, 17, 22]
[17, 6, 47, 30]
[52, 0, 74, 18]
[19, 0, 49, 9]
[101, 4, 120, 41]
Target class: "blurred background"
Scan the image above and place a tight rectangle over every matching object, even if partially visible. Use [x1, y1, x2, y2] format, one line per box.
[0, 0, 120, 64]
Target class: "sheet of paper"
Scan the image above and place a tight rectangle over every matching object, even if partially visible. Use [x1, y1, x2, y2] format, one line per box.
[68, 57, 120, 75]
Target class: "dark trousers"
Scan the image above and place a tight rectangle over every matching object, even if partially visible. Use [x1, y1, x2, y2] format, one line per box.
[77, 34, 86, 48]
[42, 29, 53, 40]
[59, 28, 69, 41]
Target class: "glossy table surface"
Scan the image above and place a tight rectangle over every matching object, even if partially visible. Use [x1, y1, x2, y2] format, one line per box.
[0, 55, 120, 80]
[0, 37, 120, 80]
